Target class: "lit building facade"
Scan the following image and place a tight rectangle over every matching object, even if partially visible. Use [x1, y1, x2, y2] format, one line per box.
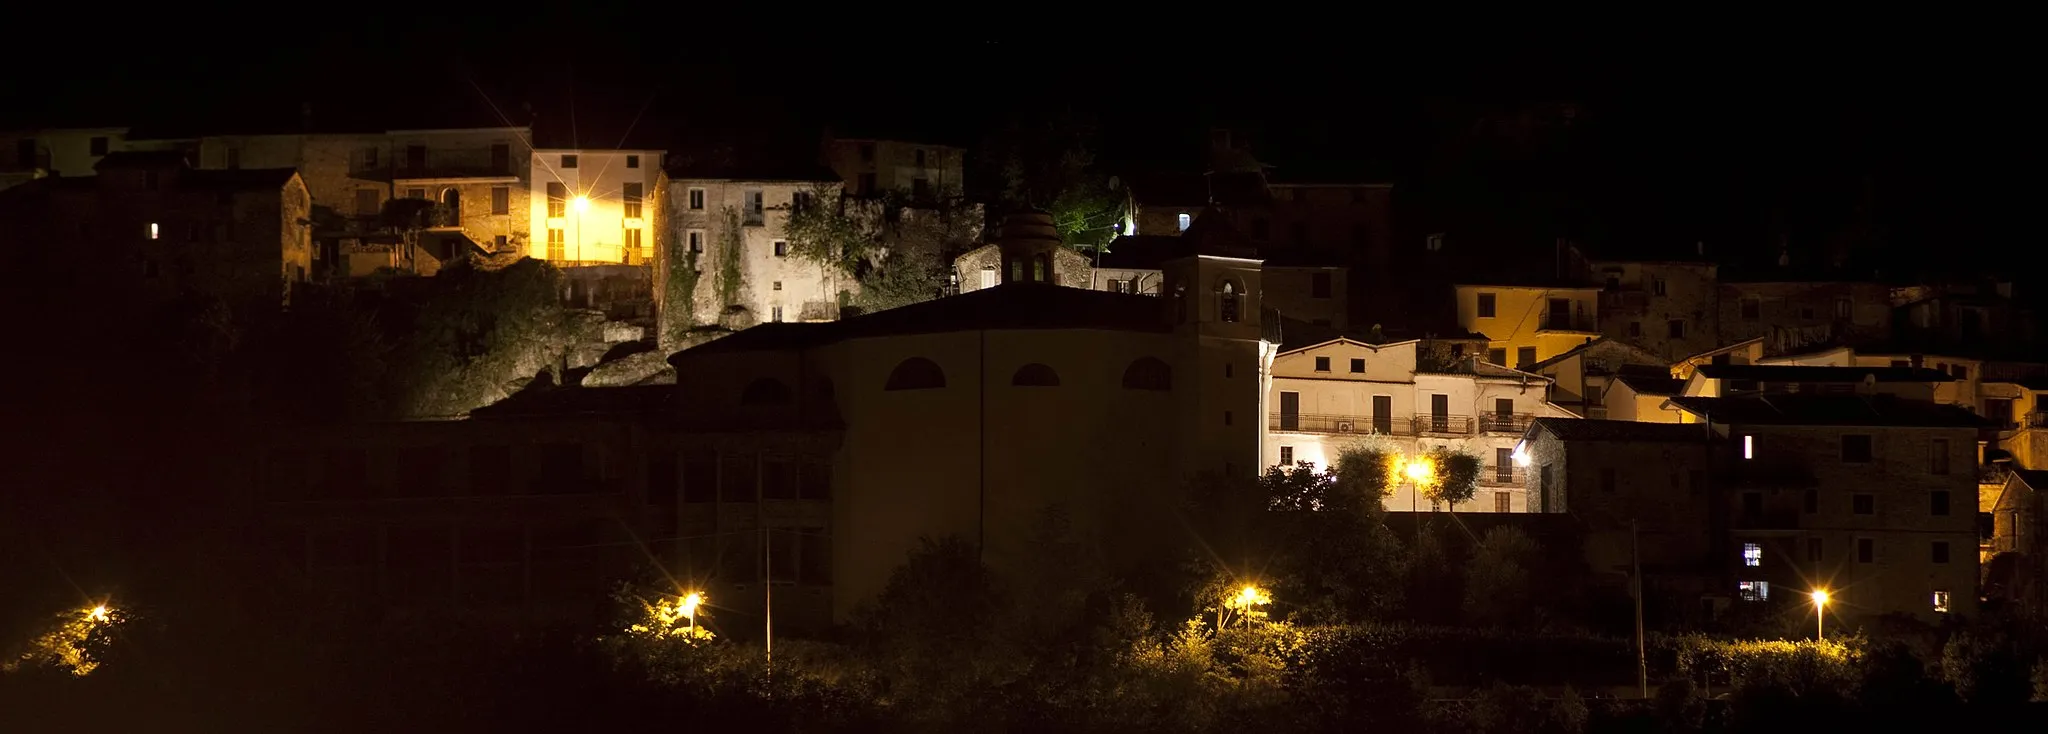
[1454, 283, 1602, 370]
[528, 148, 664, 265]
[661, 175, 850, 333]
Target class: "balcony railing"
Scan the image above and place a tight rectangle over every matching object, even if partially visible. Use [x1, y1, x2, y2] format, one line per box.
[2026, 412, 2048, 429]
[1538, 312, 1598, 332]
[1479, 466, 1526, 487]
[1479, 413, 1535, 434]
[1268, 413, 1474, 436]
[1270, 412, 1411, 436]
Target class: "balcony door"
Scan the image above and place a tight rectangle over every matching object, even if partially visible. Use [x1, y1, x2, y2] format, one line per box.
[1372, 395, 1391, 434]
[1431, 394, 1449, 433]
[1548, 298, 1570, 328]
[1492, 398, 1514, 431]
[1279, 391, 1299, 431]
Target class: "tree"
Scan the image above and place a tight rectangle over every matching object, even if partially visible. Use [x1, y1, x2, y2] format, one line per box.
[974, 110, 1121, 249]
[1264, 447, 1406, 623]
[1424, 447, 1483, 508]
[780, 183, 875, 275]
[1464, 526, 1540, 628]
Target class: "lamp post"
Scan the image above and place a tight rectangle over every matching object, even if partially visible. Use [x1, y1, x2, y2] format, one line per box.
[1400, 455, 1436, 542]
[571, 194, 590, 263]
[1227, 584, 1271, 631]
[679, 591, 703, 636]
[1811, 589, 1829, 640]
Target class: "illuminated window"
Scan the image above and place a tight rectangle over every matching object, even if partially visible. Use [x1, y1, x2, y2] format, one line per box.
[1219, 280, 1241, 323]
[546, 228, 564, 260]
[623, 229, 642, 262]
[978, 266, 996, 290]
[1742, 542, 1762, 567]
[884, 357, 946, 391]
[623, 182, 643, 218]
[546, 182, 567, 217]
[1738, 581, 1769, 601]
[1177, 212, 1191, 231]
[1742, 435, 1754, 459]
[1932, 590, 1950, 613]
[147, 222, 159, 240]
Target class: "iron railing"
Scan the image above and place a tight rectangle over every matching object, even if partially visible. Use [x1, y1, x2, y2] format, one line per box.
[1415, 414, 1474, 436]
[1538, 312, 1598, 332]
[1268, 413, 1474, 436]
[1479, 466, 1525, 487]
[1479, 413, 1535, 433]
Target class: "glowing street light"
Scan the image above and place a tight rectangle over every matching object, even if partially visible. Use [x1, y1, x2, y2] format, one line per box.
[1226, 584, 1271, 631]
[1404, 458, 1435, 484]
[571, 194, 591, 214]
[1811, 589, 1829, 640]
[85, 604, 109, 623]
[679, 591, 704, 635]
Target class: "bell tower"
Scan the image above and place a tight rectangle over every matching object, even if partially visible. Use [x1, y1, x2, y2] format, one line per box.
[994, 209, 1060, 285]
[1157, 209, 1271, 480]
[1159, 209, 1264, 341]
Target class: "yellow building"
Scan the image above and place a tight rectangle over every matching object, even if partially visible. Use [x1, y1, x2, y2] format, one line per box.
[1453, 283, 1601, 369]
[530, 147, 666, 265]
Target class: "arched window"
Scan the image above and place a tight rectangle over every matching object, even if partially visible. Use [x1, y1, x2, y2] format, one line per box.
[1032, 253, 1050, 282]
[1121, 357, 1172, 391]
[1011, 363, 1061, 387]
[1218, 279, 1242, 323]
[740, 377, 791, 406]
[885, 357, 946, 391]
[1007, 257, 1024, 284]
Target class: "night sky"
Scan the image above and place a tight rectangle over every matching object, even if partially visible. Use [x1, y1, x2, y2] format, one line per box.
[7, 18, 2037, 277]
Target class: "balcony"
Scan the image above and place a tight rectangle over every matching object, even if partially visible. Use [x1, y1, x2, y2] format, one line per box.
[1479, 413, 1535, 434]
[2026, 412, 2048, 429]
[1415, 414, 1474, 436]
[1270, 412, 1412, 436]
[1538, 312, 1598, 332]
[1479, 466, 1525, 487]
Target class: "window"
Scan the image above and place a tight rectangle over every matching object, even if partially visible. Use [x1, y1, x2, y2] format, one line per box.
[1516, 347, 1536, 369]
[1600, 467, 1616, 493]
[1667, 319, 1685, 339]
[1841, 435, 1873, 463]
[1743, 542, 1762, 567]
[1121, 357, 1172, 391]
[1426, 233, 1444, 251]
[1224, 363, 1234, 378]
[1853, 494, 1874, 515]
[1953, 364, 1969, 380]
[688, 188, 705, 210]
[1930, 490, 1951, 516]
[1219, 280, 1241, 323]
[773, 240, 788, 257]
[1311, 272, 1332, 299]
[1496, 448, 1514, 482]
[1280, 446, 1294, 465]
[623, 182, 643, 218]
[491, 186, 509, 215]
[626, 154, 640, 169]
[491, 143, 509, 172]
[1857, 538, 1875, 563]
[1738, 581, 1769, 601]
[1488, 348, 1507, 365]
[792, 191, 813, 211]
[225, 147, 241, 169]
[1495, 491, 1511, 513]
[407, 187, 427, 200]
[547, 182, 567, 217]
[560, 154, 578, 168]
[1933, 590, 1951, 613]
[1932, 541, 1950, 564]
[740, 378, 790, 406]
[1477, 293, 1497, 318]
[89, 136, 108, 156]
[1350, 358, 1365, 373]
[493, 235, 507, 251]
[623, 229, 643, 262]
[1011, 363, 1060, 387]
[147, 222, 158, 240]
[885, 357, 946, 391]
[1177, 212, 1192, 231]
[1628, 321, 1642, 337]
[744, 190, 764, 219]
[1835, 298, 1851, 318]
[354, 188, 378, 216]
[772, 281, 782, 291]
[1741, 298, 1761, 320]
[771, 307, 783, 322]
[1807, 537, 1823, 562]
[687, 230, 704, 254]
[914, 149, 926, 167]
[1315, 357, 1331, 372]
[1742, 434, 1755, 460]
[546, 229, 565, 260]
[858, 143, 874, 162]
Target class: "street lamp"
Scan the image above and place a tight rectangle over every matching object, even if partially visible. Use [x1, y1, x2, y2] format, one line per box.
[1397, 454, 1439, 540]
[1811, 589, 1829, 640]
[1226, 584, 1271, 631]
[679, 591, 704, 636]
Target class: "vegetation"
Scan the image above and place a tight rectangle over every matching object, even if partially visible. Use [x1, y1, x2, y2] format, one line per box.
[780, 185, 980, 314]
[662, 229, 702, 344]
[974, 109, 1122, 249]
[716, 206, 746, 320]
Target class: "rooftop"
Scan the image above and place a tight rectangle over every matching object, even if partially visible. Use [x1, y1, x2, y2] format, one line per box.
[1664, 395, 1989, 428]
[1615, 375, 1686, 395]
[670, 283, 1174, 359]
[1529, 417, 1713, 443]
[469, 384, 673, 420]
[1693, 364, 1956, 383]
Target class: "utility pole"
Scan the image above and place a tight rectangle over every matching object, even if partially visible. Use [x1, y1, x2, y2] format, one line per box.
[764, 526, 774, 673]
[1632, 519, 1647, 699]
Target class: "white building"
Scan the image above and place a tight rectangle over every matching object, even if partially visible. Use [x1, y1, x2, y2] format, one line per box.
[1265, 337, 1573, 513]
[530, 148, 665, 265]
[662, 172, 851, 333]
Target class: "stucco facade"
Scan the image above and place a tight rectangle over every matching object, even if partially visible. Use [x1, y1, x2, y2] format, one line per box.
[1264, 338, 1567, 513]
[387, 128, 531, 252]
[529, 148, 663, 265]
[1454, 283, 1601, 369]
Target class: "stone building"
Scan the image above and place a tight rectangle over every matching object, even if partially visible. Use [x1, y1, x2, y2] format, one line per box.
[1988, 470, 2048, 613]
[661, 167, 851, 334]
[1716, 278, 1892, 355]
[1590, 259, 1720, 361]
[820, 136, 965, 202]
[1524, 337, 1679, 419]
[0, 150, 312, 312]
[951, 211, 1094, 291]
[385, 127, 532, 253]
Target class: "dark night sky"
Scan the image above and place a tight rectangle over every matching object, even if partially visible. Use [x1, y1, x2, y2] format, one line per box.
[7, 17, 2037, 273]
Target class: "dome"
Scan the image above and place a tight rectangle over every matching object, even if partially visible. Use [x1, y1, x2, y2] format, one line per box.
[997, 209, 1061, 255]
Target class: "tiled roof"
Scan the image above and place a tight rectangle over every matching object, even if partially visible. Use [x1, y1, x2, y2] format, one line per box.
[1523, 337, 1666, 373]
[1665, 395, 1989, 428]
[2010, 470, 2048, 492]
[1693, 364, 1955, 383]
[1616, 375, 1685, 395]
[670, 283, 1174, 359]
[92, 150, 192, 170]
[1530, 418, 1713, 442]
